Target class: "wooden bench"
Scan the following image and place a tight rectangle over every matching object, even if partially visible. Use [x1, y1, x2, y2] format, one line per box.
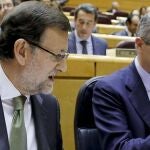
[93, 33, 135, 48]
[66, 0, 150, 12]
[96, 24, 125, 34]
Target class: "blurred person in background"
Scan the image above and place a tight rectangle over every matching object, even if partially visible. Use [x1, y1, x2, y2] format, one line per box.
[0, 0, 14, 22]
[107, 1, 120, 13]
[68, 3, 107, 55]
[139, 6, 147, 18]
[113, 14, 140, 37]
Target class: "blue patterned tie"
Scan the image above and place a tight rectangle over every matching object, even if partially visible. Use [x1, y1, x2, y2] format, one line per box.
[10, 95, 27, 150]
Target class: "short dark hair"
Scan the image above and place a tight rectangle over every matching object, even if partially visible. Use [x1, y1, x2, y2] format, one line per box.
[0, 1, 71, 59]
[74, 3, 98, 21]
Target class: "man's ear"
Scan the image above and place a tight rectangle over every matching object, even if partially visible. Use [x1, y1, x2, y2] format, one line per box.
[93, 21, 96, 28]
[14, 39, 27, 65]
[135, 37, 144, 49]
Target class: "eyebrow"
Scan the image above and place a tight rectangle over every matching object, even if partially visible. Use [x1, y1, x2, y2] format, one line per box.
[78, 19, 94, 22]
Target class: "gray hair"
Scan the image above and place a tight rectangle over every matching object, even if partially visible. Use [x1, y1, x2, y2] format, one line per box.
[136, 13, 150, 44]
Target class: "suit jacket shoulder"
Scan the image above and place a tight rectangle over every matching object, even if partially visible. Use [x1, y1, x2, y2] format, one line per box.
[91, 35, 107, 55]
[93, 62, 150, 149]
[31, 94, 63, 150]
[68, 31, 76, 54]
[112, 29, 128, 36]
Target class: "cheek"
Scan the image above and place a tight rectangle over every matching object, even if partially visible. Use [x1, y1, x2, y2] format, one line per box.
[76, 24, 81, 30]
[30, 54, 57, 75]
[38, 59, 57, 74]
[142, 48, 150, 61]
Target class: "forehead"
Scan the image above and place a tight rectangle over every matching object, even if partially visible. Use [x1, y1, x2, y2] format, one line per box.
[76, 10, 95, 21]
[131, 16, 140, 24]
[0, 0, 13, 4]
[40, 27, 68, 52]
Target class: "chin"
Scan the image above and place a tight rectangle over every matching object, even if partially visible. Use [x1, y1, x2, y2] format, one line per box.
[79, 34, 87, 39]
[41, 85, 53, 94]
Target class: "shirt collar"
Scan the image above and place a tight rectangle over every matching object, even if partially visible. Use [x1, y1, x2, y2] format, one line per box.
[0, 64, 21, 100]
[135, 56, 150, 92]
[125, 27, 136, 37]
[75, 30, 92, 43]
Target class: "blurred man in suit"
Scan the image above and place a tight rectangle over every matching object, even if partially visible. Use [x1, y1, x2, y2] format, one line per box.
[93, 13, 150, 150]
[68, 3, 107, 55]
[113, 14, 140, 37]
[0, 1, 70, 150]
[107, 1, 120, 13]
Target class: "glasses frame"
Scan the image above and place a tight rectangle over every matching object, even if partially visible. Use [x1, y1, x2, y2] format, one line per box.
[26, 39, 69, 61]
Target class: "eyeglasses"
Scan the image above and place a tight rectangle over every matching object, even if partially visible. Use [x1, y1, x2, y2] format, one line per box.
[26, 40, 69, 61]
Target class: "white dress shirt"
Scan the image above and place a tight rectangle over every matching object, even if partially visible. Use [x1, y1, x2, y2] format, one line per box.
[135, 57, 150, 100]
[0, 64, 37, 150]
[75, 30, 93, 54]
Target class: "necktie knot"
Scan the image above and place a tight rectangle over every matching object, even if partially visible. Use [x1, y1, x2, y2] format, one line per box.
[13, 96, 26, 110]
[80, 40, 87, 46]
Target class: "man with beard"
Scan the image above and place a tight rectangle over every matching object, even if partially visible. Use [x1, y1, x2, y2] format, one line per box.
[0, 1, 70, 150]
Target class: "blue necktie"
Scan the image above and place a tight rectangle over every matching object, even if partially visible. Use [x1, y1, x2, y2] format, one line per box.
[80, 40, 87, 54]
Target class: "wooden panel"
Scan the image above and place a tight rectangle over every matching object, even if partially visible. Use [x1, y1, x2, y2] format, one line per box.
[96, 57, 133, 75]
[53, 79, 87, 150]
[94, 33, 135, 48]
[67, 0, 150, 12]
[57, 54, 95, 77]
[96, 24, 125, 34]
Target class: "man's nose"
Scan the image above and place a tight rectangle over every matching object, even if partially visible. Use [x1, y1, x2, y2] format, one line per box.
[3, 5, 8, 10]
[56, 59, 67, 73]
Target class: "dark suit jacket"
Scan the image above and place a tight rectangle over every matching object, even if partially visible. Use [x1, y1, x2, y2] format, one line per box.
[0, 94, 62, 150]
[112, 29, 128, 36]
[93, 62, 150, 150]
[68, 31, 107, 55]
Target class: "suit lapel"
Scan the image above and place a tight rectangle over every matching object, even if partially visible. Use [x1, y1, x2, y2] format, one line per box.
[71, 32, 77, 53]
[91, 36, 96, 54]
[126, 63, 150, 128]
[30, 95, 51, 150]
[124, 30, 128, 36]
[0, 98, 9, 150]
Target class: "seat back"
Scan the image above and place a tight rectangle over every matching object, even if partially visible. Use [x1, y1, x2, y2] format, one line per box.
[97, 14, 111, 24]
[62, 6, 75, 12]
[114, 11, 129, 17]
[116, 40, 135, 49]
[74, 76, 102, 150]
